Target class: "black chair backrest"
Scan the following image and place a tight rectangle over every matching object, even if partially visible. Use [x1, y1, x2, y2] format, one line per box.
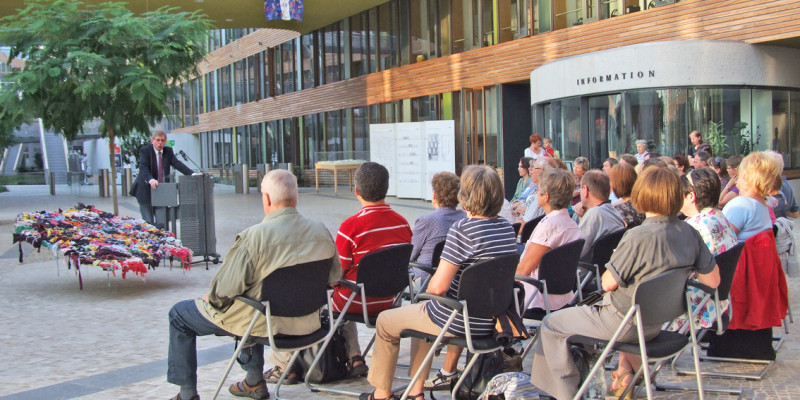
[591, 228, 627, 268]
[632, 268, 690, 326]
[356, 243, 414, 298]
[519, 214, 545, 243]
[714, 242, 744, 302]
[512, 222, 522, 236]
[457, 252, 520, 319]
[430, 240, 446, 269]
[538, 239, 586, 294]
[261, 258, 333, 318]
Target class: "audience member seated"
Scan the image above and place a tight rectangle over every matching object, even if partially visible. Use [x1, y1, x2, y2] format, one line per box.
[409, 172, 466, 282]
[166, 170, 341, 400]
[718, 155, 742, 207]
[619, 153, 638, 168]
[530, 167, 719, 400]
[510, 157, 534, 203]
[516, 168, 583, 312]
[571, 157, 590, 206]
[267, 162, 412, 383]
[673, 154, 691, 175]
[609, 163, 645, 228]
[672, 167, 737, 330]
[710, 152, 787, 360]
[515, 157, 557, 224]
[602, 157, 618, 174]
[359, 165, 517, 400]
[574, 170, 625, 262]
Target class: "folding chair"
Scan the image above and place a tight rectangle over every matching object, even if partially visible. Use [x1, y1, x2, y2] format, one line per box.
[408, 240, 445, 303]
[657, 242, 744, 397]
[515, 239, 587, 360]
[579, 228, 626, 291]
[568, 268, 705, 400]
[673, 239, 780, 381]
[211, 259, 335, 400]
[399, 253, 520, 400]
[305, 243, 413, 397]
[517, 214, 545, 253]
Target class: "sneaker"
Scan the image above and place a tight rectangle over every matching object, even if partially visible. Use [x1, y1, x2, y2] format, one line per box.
[263, 366, 299, 385]
[424, 369, 459, 390]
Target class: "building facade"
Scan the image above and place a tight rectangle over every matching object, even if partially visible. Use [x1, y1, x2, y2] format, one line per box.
[167, 0, 800, 189]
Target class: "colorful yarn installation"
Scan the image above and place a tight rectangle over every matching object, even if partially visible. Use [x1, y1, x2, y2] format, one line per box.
[13, 204, 194, 287]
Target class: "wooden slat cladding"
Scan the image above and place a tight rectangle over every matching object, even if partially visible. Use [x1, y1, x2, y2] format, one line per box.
[198, 29, 299, 76]
[172, 0, 800, 135]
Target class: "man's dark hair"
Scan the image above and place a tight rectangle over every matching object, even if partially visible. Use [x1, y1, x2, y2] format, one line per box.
[620, 154, 638, 167]
[355, 162, 389, 201]
[581, 169, 611, 200]
[696, 151, 711, 165]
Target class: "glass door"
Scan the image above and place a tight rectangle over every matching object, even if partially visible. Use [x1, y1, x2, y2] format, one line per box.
[461, 87, 485, 165]
[587, 94, 622, 166]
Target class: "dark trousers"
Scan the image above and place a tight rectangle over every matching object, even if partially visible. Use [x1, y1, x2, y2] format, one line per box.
[167, 300, 265, 388]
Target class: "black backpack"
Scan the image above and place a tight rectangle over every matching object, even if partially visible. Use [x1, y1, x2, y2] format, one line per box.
[293, 326, 349, 383]
[451, 350, 504, 400]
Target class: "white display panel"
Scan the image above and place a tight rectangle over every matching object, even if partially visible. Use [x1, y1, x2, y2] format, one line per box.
[423, 120, 456, 201]
[368, 123, 397, 196]
[394, 122, 425, 199]
[369, 121, 456, 201]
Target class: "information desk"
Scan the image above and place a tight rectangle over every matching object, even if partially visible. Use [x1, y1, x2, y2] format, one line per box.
[315, 161, 365, 194]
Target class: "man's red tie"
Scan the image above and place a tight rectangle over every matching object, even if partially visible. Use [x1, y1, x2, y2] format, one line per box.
[157, 151, 164, 183]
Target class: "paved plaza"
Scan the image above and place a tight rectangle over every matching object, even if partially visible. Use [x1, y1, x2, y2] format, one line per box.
[0, 183, 798, 400]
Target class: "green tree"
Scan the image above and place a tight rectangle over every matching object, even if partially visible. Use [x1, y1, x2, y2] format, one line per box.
[0, 0, 210, 214]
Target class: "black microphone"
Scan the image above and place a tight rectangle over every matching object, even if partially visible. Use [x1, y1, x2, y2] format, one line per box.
[179, 150, 189, 161]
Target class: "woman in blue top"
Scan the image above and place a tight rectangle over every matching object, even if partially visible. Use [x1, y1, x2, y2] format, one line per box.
[722, 152, 779, 242]
[359, 165, 517, 400]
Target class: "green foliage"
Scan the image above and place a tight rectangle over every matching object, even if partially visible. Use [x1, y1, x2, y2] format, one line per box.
[706, 121, 728, 157]
[729, 121, 749, 155]
[119, 130, 150, 166]
[0, 184, 7, 193]
[0, 0, 211, 213]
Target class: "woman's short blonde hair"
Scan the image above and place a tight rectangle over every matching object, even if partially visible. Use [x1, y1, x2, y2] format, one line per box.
[458, 165, 504, 217]
[538, 169, 576, 210]
[631, 166, 683, 216]
[738, 152, 782, 198]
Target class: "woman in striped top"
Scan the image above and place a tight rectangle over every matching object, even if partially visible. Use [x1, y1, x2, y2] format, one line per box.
[360, 165, 517, 400]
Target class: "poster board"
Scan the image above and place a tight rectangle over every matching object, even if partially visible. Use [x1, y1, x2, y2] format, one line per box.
[422, 120, 456, 201]
[369, 121, 455, 200]
[394, 123, 425, 199]
[368, 123, 397, 197]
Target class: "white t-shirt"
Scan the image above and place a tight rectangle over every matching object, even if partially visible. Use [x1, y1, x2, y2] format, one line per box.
[524, 147, 545, 160]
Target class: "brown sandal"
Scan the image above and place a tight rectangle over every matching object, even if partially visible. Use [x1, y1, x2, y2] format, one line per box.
[169, 395, 199, 400]
[228, 379, 270, 399]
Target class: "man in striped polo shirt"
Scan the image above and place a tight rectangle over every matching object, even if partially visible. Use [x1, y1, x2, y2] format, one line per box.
[333, 162, 412, 377]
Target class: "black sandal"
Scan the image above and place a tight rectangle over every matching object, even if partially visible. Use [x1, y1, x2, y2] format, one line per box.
[358, 392, 397, 400]
[349, 355, 369, 377]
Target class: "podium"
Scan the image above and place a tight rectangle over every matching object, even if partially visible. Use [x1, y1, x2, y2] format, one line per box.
[178, 175, 220, 267]
[151, 182, 179, 232]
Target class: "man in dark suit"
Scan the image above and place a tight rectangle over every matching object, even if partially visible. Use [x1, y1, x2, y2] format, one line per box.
[130, 130, 194, 227]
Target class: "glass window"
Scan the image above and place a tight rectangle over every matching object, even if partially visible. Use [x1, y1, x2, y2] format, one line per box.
[247, 54, 261, 102]
[351, 13, 369, 77]
[219, 65, 232, 109]
[543, 98, 581, 162]
[377, 1, 399, 70]
[553, 0, 583, 30]
[262, 50, 272, 99]
[751, 90, 789, 159]
[282, 118, 296, 164]
[481, 0, 494, 46]
[233, 59, 246, 106]
[324, 22, 343, 84]
[588, 94, 623, 166]
[279, 40, 297, 94]
[353, 106, 370, 154]
[194, 78, 205, 117]
[326, 110, 343, 152]
[368, 8, 379, 74]
[688, 88, 747, 158]
[266, 120, 279, 165]
[790, 91, 800, 168]
[182, 82, 193, 126]
[249, 123, 264, 166]
[438, 0, 452, 56]
[484, 86, 501, 168]
[301, 32, 315, 89]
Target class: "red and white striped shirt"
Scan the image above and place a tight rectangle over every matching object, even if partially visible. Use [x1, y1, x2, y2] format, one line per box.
[332, 204, 412, 314]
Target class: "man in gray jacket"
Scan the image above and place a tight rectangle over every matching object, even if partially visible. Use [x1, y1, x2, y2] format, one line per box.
[166, 169, 341, 400]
